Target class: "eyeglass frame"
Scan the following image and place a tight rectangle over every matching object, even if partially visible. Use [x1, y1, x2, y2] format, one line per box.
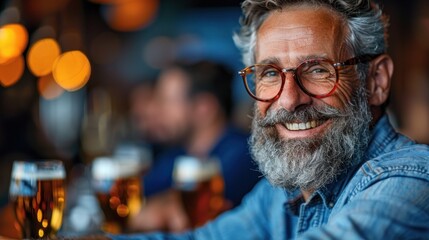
[238, 54, 382, 102]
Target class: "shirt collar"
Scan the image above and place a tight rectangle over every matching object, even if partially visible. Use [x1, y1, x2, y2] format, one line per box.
[315, 163, 360, 209]
[366, 114, 400, 159]
[283, 188, 304, 216]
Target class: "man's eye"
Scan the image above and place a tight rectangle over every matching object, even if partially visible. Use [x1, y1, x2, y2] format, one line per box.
[310, 68, 329, 73]
[262, 70, 279, 78]
[301, 64, 332, 80]
[305, 65, 330, 74]
[260, 69, 280, 80]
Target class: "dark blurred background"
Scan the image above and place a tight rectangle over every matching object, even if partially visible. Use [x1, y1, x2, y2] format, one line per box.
[0, 0, 429, 231]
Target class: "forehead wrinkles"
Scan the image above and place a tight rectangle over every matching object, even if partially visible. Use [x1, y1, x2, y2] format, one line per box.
[257, 26, 316, 53]
[260, 26, 315, 42]
[255, 6, 348, 63]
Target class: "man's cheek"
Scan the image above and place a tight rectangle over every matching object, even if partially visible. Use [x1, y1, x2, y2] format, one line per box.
[256, 102, 271, 117]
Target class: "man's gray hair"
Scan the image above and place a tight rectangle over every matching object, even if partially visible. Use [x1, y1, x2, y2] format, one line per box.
[233, 0, 389, 75]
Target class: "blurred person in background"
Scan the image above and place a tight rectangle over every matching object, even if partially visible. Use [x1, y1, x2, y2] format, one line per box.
[129, 81, 157, 145]
[129, 60, 260, 232]
[129, 80, 166, 160]
[110, 0, 429, 239]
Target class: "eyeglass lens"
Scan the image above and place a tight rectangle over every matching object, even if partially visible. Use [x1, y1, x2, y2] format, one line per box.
[244, 60, 338, 101]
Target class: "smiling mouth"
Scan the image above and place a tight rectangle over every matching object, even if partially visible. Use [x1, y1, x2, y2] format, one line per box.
[284, 120, 326, 131]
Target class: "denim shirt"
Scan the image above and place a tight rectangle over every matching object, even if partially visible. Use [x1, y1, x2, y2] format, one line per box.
[111, 115, 429, 240]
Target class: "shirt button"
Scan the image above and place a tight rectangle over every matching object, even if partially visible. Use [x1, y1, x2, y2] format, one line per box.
[329, 202, 335, 208]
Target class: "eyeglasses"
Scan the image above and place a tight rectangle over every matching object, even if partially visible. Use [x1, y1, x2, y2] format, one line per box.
[238, 54, 381, 102]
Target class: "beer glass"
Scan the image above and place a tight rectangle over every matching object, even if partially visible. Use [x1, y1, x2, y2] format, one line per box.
[92, 155, 147, 234]
[9, 160, 66, 239]
[173, 156, 225, 228]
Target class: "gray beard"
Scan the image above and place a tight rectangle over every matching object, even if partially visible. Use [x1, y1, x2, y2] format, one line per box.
[250, 87, 371, 191]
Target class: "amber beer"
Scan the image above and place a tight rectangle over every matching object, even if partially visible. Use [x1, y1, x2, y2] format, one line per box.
[92, 156, 146, 233]
[9, 161, 66, 239]
[173, 156, 225, 228]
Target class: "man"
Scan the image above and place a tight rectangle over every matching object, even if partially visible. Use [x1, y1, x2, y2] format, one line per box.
[111, 0, 429, 238]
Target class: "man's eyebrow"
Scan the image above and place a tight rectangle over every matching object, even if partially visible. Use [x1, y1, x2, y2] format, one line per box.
[257, 54, 331, 66]
[257, 57, 281, 65]
[296, 54, 329, 62]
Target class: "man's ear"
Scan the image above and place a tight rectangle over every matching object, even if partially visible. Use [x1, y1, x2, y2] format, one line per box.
[367, 54, 394, 106]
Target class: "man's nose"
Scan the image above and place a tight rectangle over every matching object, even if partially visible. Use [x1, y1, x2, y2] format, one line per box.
[275, 72, 312, 112]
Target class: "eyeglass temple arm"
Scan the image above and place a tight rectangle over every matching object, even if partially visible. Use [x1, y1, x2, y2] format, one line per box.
[336, 53, 383, 67]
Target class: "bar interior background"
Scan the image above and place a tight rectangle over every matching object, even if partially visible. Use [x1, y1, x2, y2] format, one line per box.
[0, 0, 429, 235]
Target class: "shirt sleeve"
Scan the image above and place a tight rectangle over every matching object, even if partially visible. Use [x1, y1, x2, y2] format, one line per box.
[298, 176, 429, 239]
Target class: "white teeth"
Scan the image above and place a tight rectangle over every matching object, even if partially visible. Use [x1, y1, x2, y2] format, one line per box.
[285, 120, 319, 131]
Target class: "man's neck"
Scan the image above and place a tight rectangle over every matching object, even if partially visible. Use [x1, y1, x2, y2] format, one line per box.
[301, 189, 314, 202]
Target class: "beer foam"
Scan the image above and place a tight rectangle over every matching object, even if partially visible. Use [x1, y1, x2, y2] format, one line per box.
[92, 156, 143, 179]
[11, 161, 65, 180]
[173, 156, 220, 183]
[114, 144, 152, 170]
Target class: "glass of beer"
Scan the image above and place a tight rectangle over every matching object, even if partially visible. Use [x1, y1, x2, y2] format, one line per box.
[173, 156, 225, 228]
[9, 160, 66, 239]
[92, 154, 147, 234]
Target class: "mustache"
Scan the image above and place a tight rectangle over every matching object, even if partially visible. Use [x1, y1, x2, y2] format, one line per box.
[256, 105, 349, 127]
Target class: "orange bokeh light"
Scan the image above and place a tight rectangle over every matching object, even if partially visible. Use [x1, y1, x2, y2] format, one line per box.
[52, 50, 91, 91]
[38, 74, 64, 99]
[27, 38, 61, 77]
[103, 0, 159, 32]
[0, 55, 25, 87]
[0, 24, 28, 64]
